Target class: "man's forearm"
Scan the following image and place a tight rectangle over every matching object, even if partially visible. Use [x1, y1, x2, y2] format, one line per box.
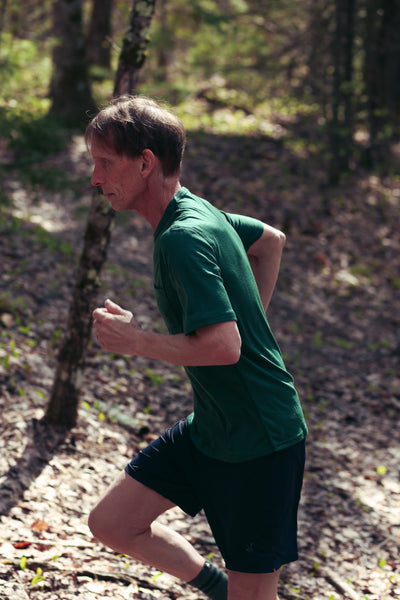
[128, 325, 240, 366]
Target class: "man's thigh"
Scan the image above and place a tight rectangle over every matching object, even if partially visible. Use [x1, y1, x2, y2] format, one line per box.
[89, 470, 176, 538]
[125, 419, 203, 517]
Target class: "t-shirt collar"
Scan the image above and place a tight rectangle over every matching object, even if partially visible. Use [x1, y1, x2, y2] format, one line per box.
[154, 186, 189, 240]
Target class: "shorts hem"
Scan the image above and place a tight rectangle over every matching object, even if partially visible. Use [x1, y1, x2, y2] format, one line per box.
[124, 464, 201, 518]
[224, 553, 298, 574]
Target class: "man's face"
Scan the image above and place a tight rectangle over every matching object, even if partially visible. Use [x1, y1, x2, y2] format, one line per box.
[90, 135, 144, 211]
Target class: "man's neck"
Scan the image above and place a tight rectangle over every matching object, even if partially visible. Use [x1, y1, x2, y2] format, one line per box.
[145, 180, 182, 232]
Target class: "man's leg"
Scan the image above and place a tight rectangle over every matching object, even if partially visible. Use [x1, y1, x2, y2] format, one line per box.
[227, 570, 280, 600]
[88, 469, 204, 581]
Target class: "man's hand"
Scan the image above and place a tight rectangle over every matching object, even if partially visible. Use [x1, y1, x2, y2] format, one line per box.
[93, 299, 140, 354]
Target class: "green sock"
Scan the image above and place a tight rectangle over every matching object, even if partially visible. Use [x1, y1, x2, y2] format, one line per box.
[188, 560, 228, 600]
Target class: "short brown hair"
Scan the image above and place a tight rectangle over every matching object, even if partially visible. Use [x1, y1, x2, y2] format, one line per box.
[85, 96, 186, 177]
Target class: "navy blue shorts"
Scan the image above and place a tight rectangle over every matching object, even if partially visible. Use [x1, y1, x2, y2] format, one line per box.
[125, 418, 305, 573]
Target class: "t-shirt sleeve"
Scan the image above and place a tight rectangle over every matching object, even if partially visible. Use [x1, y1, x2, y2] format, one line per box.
[161, 228, 237, 335]
[221, 212, 264, 251]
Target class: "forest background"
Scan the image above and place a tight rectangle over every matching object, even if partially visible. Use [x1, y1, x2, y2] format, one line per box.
[0, 1, 400, 599]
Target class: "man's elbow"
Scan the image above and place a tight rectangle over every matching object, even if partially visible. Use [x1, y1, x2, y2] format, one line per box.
[229, 345, 242, 364]
[276, 229, 286, 248]
[194, 321, 241, 365]
[221, 327, 242, 364]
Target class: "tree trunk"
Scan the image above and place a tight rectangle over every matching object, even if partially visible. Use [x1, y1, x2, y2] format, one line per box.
[86, 0, 114, 70]
[343, 0, 355, 137]
[49, 0, 96, 124]
[44, 0, 157, 429]
[113, 0, 157, 95]
[45, 193, 113, 428]
[0, 0, 8, 36]
[329, 0, 356, 183]
[363, 0, 400, 165]
[384, 1, 400, 120]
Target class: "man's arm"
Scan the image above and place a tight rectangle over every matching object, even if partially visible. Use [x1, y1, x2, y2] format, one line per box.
[93, 299, 241, 366]
[246, 223, 286, 312]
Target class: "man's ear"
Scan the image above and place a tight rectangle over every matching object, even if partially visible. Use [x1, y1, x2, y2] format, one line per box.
[140, 149, 156, 177]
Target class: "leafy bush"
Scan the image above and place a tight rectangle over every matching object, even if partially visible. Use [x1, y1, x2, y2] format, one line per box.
[0, 33, 68, 161]
[0, 33, 52, 105]
[0, 106, 66, 157]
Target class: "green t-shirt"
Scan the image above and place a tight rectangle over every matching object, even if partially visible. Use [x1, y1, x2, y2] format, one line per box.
[153, 187, 307, 462]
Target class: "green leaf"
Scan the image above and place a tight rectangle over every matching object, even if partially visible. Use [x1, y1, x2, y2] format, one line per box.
[376, 465, 387, 475]
[31, 567, 45, 586]
[206, 552, 215, 561]
[31, 574, 45, 586]
[19, 556, 27, 570]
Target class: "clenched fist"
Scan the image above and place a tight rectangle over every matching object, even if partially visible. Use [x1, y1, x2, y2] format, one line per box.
[92, 299, 141, 354]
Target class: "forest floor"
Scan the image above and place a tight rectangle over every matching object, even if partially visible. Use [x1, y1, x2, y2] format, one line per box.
[0, 112, 400, 600]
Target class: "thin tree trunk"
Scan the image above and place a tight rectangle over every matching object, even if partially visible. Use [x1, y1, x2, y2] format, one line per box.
[113, 0, 157, 95]
[44, 192, 114, 428]
[86, 0, 114, 70]
[0, 0, 8, 36]
[343, 0, 355, 141]
[329, 0, 356, 183]
[49, 0, 96, 123]
[363, 0, 379, 164]
[44, 0, 157, 429]
[329, 0, 343, 183]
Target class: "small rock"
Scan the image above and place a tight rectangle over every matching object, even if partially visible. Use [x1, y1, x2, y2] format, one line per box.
[1, 313, 13, 328]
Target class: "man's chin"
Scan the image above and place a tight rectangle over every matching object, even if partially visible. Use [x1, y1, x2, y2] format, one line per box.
[107, 194, 118, 207]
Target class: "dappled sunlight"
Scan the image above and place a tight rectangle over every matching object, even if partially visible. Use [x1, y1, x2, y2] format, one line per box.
[1, 116, 399, 598]
[1, 3, 400, 595]
[177, 99, 290, 138]
[11, 197, 90, 234]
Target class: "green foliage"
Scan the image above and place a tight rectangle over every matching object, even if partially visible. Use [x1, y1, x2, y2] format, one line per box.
[379, 558, 387, 569]
[0, 0, 398, 179]
[0, 33, 52, 108]
[31, 567, 46, 587]
[0, 100, 86, 192]
[139, 0, 310, 107]
[9, 115, 66, 160]
[145, 368, 165, 387]
[0, 103, 66, 158]
[0, 33, 85, 193]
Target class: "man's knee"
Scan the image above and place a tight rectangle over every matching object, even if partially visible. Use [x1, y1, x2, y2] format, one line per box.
[87, 502, 116, 546]
[87, 470, 175, 552]
[88, 501, 148, 552]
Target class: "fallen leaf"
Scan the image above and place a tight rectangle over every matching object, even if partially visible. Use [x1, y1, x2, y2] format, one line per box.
[31, 519, 50, 533]
[13, 541, 32, 549]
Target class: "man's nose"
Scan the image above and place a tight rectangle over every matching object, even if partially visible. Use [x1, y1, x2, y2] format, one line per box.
[91, 165, 105, 187]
